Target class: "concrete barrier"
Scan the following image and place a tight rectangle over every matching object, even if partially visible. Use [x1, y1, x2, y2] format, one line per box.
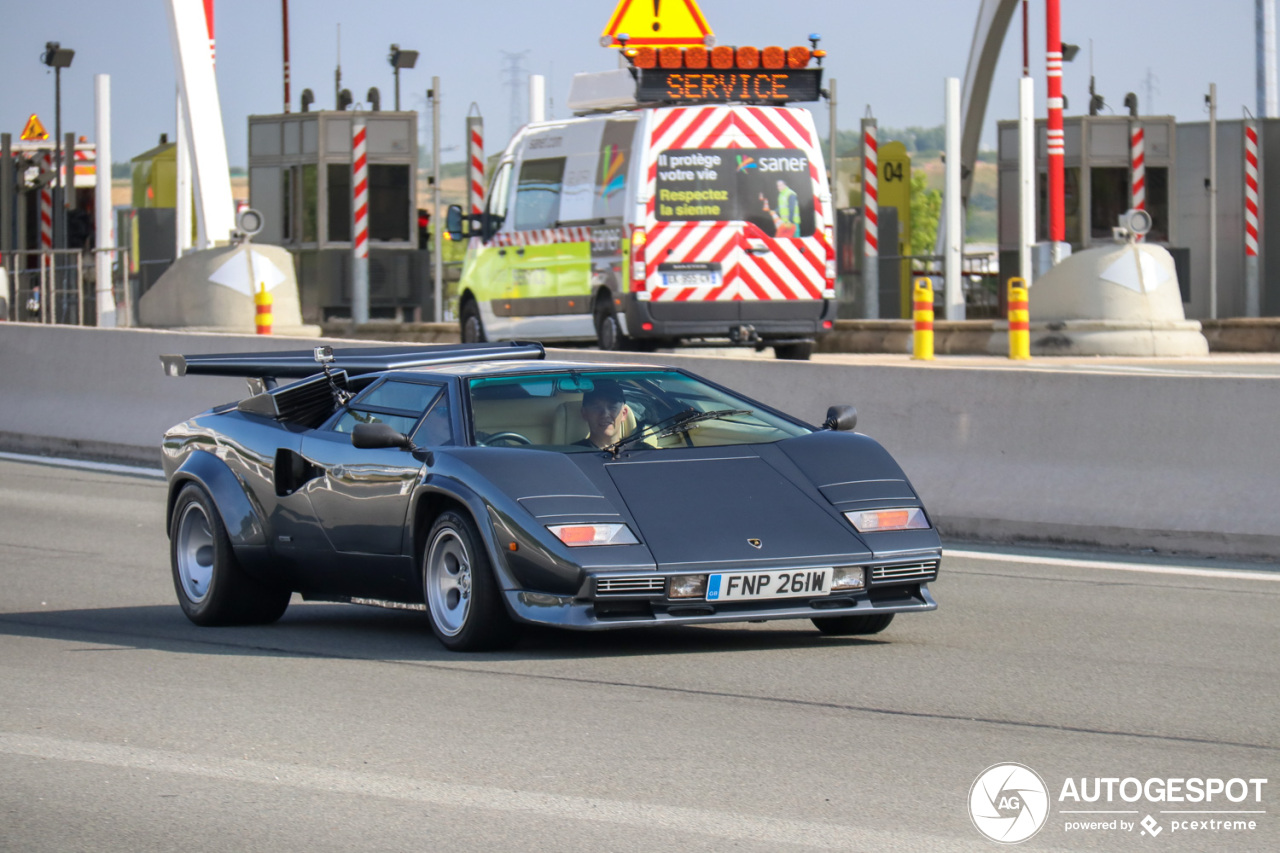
[2, 322, 1277, 559]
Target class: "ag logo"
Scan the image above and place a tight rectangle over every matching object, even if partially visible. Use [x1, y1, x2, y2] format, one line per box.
[969, 763, 1049, 844]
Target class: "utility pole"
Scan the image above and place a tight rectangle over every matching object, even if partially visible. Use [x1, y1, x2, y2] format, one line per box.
[431, 77, 443, 322]
[1208, 82, 1218, 319]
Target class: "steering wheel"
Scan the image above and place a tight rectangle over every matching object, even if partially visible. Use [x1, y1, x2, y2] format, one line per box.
[483, 431, 533, 447]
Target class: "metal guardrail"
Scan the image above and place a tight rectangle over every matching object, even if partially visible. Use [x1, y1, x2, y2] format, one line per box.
[882, 252, 1004, 319]
[3, 248, 133, 326]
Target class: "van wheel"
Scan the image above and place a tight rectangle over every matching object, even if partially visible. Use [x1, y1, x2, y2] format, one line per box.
[460, 300, 486, 343]
[595, 301, 623, 351]
[774, 341, 814, 361]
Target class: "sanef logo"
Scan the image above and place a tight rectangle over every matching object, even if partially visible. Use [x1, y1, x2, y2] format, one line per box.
[969, 763, 1050, 844]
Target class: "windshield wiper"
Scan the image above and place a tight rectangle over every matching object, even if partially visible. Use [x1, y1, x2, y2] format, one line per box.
[605, 408, 753, 457]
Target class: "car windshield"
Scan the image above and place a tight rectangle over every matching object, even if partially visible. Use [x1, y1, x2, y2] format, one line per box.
[467, 370, 811, 451]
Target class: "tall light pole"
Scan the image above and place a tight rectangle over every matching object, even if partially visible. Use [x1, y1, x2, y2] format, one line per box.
[41, 41, 74, 251]
[389, 44, 418, 111]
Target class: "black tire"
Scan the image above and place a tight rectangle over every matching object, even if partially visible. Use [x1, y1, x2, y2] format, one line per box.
[773, 341, 814, 361]
[594, 299, 623, 351]
[811, 612, 895, 636]
[169, 483, 291, 626]
[460, 299, 486, 343]
[422, 511, 520, 651]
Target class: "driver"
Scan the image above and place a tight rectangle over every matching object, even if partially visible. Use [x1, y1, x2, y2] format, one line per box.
[574, 380, 630, 449]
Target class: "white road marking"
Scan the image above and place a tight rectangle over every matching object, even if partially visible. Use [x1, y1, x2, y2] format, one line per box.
[0, 732, 998, 852]
[944, 548, 1280, 583]
[0, 451, 164, 479]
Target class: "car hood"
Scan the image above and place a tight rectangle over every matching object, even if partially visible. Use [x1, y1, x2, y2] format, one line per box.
[604, 449, 871, 571]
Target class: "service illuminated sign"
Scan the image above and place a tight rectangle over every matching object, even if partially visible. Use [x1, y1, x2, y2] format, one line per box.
[635, 68, 823, 104]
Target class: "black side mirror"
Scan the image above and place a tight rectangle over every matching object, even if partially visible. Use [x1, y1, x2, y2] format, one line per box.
[445, 204, 465, 242]
[352, 422, 412, 450]
[822, 405, 857, 431]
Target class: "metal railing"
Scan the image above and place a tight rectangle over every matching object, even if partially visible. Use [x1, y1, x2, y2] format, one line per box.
[3, 247, 133, 326]
[883, 252, 1004, 319]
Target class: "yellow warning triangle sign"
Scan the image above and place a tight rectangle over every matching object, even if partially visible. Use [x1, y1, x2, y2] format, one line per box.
[20, 113, 49, 141]
[602, 0, 713, 48]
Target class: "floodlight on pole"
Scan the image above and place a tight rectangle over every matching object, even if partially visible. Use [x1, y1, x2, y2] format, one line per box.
[389, 44, 418, 111]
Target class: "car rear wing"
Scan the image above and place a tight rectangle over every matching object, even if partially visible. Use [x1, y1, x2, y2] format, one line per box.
[161, 342, 546, 381]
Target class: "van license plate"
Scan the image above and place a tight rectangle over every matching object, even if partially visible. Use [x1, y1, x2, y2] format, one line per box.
[706, 568, 834, 601]
[661, 271, 720, 289]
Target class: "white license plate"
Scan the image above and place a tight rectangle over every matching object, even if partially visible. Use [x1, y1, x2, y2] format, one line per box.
[661, 271, 720, 289]
[706, 568, 834, 601]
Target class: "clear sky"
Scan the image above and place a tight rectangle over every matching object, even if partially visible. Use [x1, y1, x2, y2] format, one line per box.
[0, 0, 1263, 168]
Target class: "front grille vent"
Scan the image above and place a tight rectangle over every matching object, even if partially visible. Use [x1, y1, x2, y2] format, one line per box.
[596, 576, 665, 596]
[870, 561, 939, 585]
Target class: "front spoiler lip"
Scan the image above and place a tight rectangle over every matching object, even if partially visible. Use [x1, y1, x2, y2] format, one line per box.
[504, 585, 937, 631]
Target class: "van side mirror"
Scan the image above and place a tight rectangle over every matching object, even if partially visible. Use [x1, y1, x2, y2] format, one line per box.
[445, 205, 465, 242]
[822, 405, 857, 431]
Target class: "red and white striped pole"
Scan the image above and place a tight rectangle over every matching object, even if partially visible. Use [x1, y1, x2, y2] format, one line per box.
[1245, 120, 1261, 316]
[466, 114, 485, 220]
[351, 116, 369, 326]
[1046, 0, 1066, 250]
[1129, 124, 1145, 241]
[37, 150, 53, 319]
[861, 116, 879, 318]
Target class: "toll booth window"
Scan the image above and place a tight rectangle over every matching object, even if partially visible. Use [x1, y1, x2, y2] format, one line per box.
[1144, 168, 1169, 243]
[513, 158, 565, 231]
[301, 165, 318, 243]
[1090, 167, 1130, 242]
[655, 148, 814, 237]
[328, 164, 351, 242]
[369, 164, 410, 241]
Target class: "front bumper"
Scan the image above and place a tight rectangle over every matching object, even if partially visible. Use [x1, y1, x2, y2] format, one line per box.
[503, 583, 937, 630]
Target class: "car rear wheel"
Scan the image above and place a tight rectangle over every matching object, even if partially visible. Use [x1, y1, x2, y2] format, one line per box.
[423, 511, 519, 651]
[811, 612, 895, 636]
[460, 299, 486, 343]
[170, 483, 291, 626]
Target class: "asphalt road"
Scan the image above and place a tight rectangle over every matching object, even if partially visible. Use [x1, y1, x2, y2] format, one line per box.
[1, 458, 1276, 852]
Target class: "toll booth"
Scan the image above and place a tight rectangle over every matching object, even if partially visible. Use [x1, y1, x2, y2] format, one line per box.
[247, 110, 424, 322]
[996, 115, 1180, 298]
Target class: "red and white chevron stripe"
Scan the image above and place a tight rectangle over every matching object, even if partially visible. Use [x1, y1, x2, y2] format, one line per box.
[641, 105, 832, 303]
[1245, 122, 1259, 258]
[352, 120, 369, 259]
[490, 227, 592, 247]
[467, 118, 485, 217]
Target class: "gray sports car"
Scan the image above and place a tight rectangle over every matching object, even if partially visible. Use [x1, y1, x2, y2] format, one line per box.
[161, 343, 939, 650]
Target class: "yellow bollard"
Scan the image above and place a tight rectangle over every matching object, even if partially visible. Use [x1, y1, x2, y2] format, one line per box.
[912, 277, 934, 360]
[255, 282, 273, 335]
[1007, 277, 1030, 360]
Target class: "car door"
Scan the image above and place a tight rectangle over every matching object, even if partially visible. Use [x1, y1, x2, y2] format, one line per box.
[299, 378, 446, 557]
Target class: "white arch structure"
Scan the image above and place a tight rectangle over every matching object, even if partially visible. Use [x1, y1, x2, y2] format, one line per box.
[959, 0, 1021, 206]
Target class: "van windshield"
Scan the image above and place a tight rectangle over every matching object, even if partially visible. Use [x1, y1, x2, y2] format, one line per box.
[655, 147, 815, 237]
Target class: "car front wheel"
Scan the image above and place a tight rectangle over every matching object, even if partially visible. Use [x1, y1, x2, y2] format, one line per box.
[423, 511, 519, 651]
[170, 483, 291, 626]
[460, 300, 486, 343]
[811, 612, 894, 636]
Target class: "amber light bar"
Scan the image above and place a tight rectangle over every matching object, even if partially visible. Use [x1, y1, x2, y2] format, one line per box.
[626, 44, 817, 71]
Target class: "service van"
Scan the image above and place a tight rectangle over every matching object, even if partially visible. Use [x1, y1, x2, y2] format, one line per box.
[449, 54, 837, 359]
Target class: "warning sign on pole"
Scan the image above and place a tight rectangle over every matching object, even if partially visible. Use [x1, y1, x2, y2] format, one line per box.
[601, 0, 713, 47]
[21, 114, 49, 141]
